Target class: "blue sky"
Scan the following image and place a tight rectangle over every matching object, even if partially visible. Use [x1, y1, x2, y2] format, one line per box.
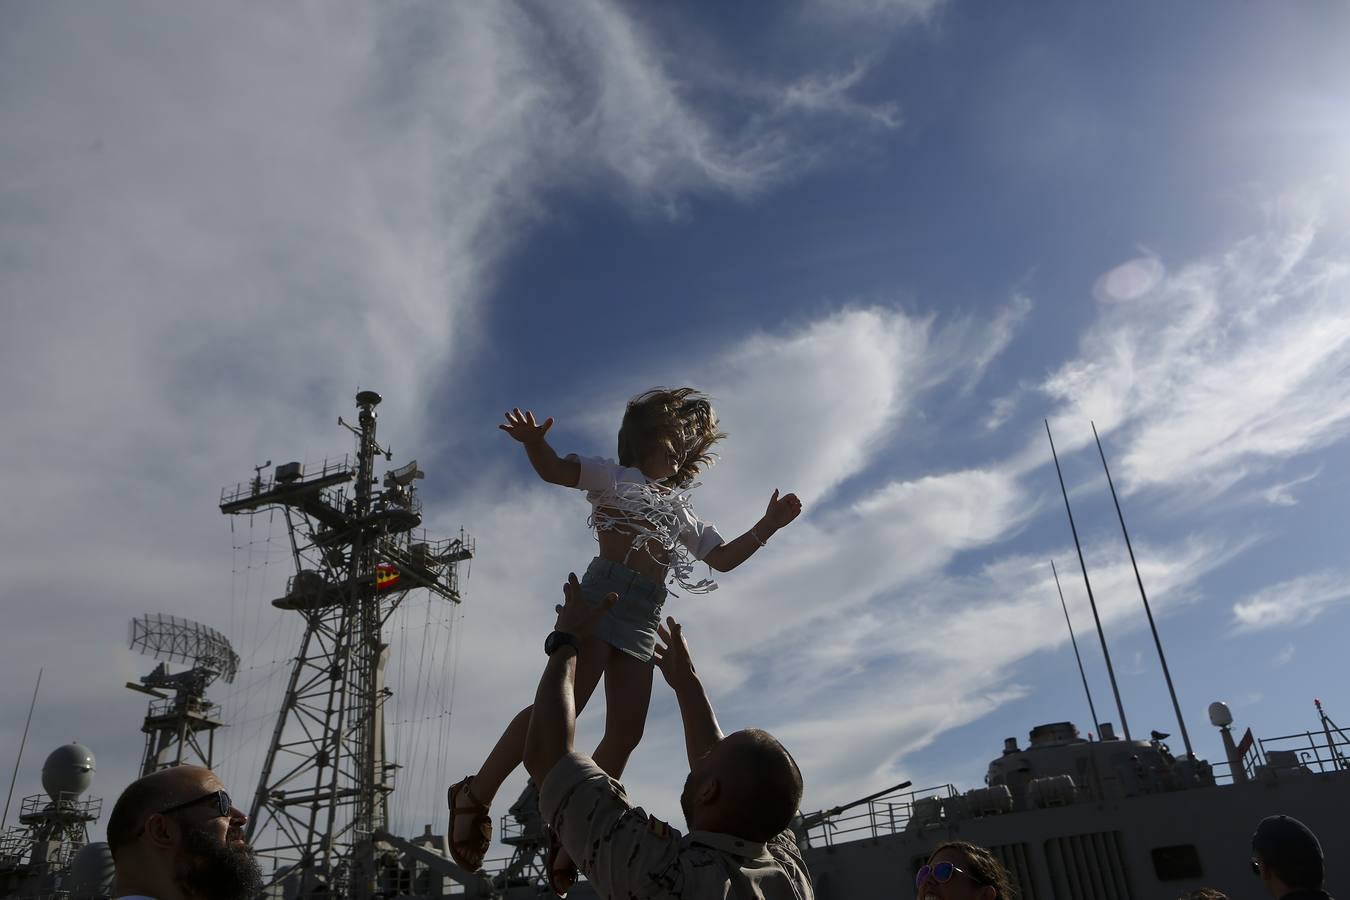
[3, 0, 1350, 859]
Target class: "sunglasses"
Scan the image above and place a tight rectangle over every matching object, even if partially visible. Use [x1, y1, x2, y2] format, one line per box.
[915, 861, 972, 889]
[161, 789, 235, 818]
[133, 789, 236, 840]
[1251, 856, 1262, 876]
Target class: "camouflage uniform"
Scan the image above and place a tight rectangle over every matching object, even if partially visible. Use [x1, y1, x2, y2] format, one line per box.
[541, 753, 813, 899]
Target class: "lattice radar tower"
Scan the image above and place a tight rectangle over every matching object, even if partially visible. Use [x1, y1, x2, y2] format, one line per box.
[219, 390, 473, 900]
[126, 613, 240, 775]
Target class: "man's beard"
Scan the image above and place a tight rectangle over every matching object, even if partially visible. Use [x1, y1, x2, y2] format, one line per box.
[680, 772, 695, 828]
[173, 822, 263, 900]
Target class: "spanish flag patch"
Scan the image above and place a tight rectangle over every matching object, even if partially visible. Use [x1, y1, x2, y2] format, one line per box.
[646, 815, 670, 838]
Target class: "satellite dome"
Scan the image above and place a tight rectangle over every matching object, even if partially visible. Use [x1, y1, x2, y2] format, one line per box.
[68, 842, 115, 899]
[42, 744, 96, 800]
[1208, 701, 1234, 727]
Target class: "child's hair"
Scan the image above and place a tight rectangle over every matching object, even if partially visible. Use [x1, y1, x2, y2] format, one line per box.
[927, 841, 1017, 899]
[617, 387, 725, 487]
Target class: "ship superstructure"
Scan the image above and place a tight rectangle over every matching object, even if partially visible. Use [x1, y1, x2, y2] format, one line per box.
[801, 705, 1350, 898]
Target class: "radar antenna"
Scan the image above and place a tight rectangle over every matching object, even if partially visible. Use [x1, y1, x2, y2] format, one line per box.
[219, 390, 474, 900]
[126, 614, 240, 775]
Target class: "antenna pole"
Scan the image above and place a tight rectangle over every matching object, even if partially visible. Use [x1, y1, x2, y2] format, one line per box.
[1092, 422, 1193, 757]
[1046, 420, 1131, 741]
[1052, 560, 1100, 735]
[3, 667, 42, 829]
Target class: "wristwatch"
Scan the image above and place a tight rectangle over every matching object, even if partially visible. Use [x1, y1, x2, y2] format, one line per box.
[544, 631, 580, 656]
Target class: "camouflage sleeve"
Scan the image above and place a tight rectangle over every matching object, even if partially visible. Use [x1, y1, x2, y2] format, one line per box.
[766, 828, 811, 891]
[540, 753, 683, 898]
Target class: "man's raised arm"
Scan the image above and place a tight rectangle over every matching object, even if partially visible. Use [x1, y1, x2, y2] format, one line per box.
[653, 617, 724, 767]
[522, 575, 615, 783]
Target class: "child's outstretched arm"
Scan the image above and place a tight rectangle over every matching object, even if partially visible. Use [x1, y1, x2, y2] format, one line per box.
[703, 489, 802, 573]
[499, 407, 581, 487]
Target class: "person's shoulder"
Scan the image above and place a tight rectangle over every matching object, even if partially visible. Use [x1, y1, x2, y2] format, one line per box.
[566, 454, 647, 492]
[540, 752, 624, 820]
[765, 830, 812, 890]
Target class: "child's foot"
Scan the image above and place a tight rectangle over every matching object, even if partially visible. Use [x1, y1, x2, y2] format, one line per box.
[545, 828, 579, 897]
[446, 776, 492, 872]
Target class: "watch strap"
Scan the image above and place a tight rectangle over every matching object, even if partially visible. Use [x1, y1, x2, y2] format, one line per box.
[544, 630, 580, 656]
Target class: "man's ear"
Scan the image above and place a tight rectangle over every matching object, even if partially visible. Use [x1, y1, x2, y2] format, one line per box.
[699, 775, 721, 806]
[144, 813, 177, 851]
[977, 885, 997, 900]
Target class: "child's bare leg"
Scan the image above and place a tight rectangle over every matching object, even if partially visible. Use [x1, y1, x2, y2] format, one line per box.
[452, 635, 608, 863]
[592, 650, 655, 777]
[551, 650, 654, 891]
[469, 634, 609, 801]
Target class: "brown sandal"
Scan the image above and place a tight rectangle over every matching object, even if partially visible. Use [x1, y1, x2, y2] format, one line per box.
[446, 776, 492, 872]
[544, 826, 579, 897]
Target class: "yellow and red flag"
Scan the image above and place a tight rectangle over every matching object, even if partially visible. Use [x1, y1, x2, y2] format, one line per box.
[376, 563, 400, 592]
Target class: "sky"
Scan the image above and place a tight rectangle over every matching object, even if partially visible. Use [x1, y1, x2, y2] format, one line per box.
[4, 0, 1350, 869]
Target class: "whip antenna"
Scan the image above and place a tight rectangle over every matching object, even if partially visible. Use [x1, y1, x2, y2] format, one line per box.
[1051, 560, 1101, 736]
[1046, 419, 1131, 741]
[1092, 421, 1193, 757]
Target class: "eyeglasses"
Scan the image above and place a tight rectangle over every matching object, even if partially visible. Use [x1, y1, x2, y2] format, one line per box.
[1251, 856, 1262, 876]
[915, 861, 972, 889]
[160, 789, 235, 819]
[131, 789, 236, 841]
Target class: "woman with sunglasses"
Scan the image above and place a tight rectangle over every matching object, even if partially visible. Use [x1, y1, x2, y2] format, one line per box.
[915, 841, 1016, 900]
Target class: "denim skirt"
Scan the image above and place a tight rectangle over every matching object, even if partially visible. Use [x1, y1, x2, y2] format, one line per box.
[581, 556, 669, 662]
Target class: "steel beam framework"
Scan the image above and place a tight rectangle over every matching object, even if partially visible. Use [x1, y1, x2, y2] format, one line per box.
[221, 392, 471, 900]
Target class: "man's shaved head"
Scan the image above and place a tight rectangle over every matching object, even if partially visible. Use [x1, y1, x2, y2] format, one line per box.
[107, 766, 216, 859]
[107, 765, 258, 900]
[717, 729, 803, 842]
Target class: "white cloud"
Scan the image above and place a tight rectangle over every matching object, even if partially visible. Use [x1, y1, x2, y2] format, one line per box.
[1032, 197, 1350, 496]
[1094, 254, 1166, 302]
[771, 64, 903, 129]
[1257, 467, 1323, 507]
[803, 0, 946, 27]
[1232, 571, 1350, 633]
[0, 2, 918, 823]
[1271, 642, 1296, 668]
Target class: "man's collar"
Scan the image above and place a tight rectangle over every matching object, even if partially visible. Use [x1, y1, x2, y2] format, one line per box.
[684, 830, 770, 860]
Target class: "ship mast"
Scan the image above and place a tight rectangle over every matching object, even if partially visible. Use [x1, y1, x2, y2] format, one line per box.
[220, 390, 473, 900]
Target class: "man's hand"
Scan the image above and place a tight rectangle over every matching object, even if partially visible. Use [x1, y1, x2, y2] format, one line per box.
[499, 407, 554, 444]
[554, 573, 616, 638]
[763, 489, 803, 529]
[653, 617, 698, 694]
[655, 617, 724, 765]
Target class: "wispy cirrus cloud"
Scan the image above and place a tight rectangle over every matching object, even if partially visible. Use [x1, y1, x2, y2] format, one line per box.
[1257, 467, 1323, 507]
[1032, 195, 1350, 497]
[1232, 571, 1350, 633]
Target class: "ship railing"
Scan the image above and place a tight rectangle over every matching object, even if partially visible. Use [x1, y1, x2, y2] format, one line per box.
[146, 696, 222, 720]
[219, 455, 353, 506]
[0, 827, 31, 868]
[319, 486, 351, 514]
[1207, 728, 1350, 784]
[18, 793, 102, 822]
[803, 783, 958, 848]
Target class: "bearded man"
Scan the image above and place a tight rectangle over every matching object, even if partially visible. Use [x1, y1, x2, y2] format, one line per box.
[106, 765, 261, 900]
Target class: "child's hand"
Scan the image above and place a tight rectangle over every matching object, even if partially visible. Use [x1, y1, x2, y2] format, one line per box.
[553, 572, 616, 637]
[499, 407, 554, 444]
[653, 616, 699, 692]
[763, 489, 803, 529]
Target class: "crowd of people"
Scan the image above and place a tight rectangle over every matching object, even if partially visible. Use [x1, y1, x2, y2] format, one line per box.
[906, 816, 1334, 900]
[99, 389, 1337, 900]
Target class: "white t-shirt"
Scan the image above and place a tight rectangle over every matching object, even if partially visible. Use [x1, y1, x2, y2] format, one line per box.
[569, 454, 724, 590]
